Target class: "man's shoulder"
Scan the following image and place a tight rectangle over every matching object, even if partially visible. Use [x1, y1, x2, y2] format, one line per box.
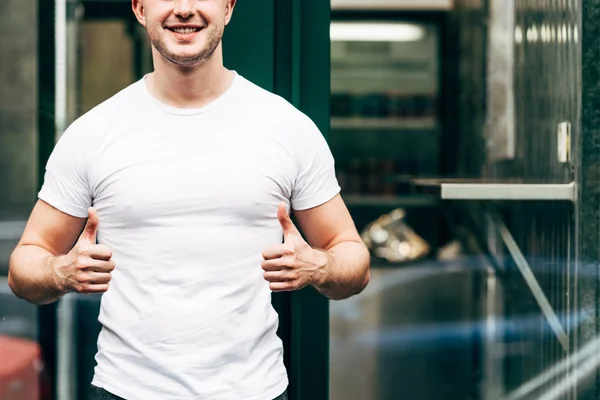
[77, 81, 142, 125]
[236, 75, 310, 124]
[58, 80, 142, 144]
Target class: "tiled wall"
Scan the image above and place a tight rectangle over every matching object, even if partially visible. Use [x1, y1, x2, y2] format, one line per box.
[453, 0, 589, 398]
[578, 0, 600, 398]
[500, 1, 581, 397]
[454, 0, 579, 181]
[512, 0, 579, 182]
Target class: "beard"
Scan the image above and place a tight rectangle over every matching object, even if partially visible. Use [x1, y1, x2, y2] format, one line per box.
[148, 23, 224, 67]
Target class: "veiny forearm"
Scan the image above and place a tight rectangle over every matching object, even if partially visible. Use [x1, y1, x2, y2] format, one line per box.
[8, 245, 66, 305]
[313, 241, 370, 300]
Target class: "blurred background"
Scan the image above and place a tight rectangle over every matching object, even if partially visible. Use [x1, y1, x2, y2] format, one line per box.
[0, 0, 598, 399]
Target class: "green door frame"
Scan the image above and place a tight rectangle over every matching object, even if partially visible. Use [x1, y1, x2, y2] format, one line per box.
[37, 1, 58, 398]
[38, 1, 332, 399]
[224, 1, 331, 399]
[281, 1, 331, 397]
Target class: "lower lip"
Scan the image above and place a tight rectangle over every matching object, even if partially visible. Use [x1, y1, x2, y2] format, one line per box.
[168, 29, 201, 41]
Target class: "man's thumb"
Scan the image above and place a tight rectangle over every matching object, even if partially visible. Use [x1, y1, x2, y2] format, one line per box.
[80, 207, 99, 243]
[277, 202, 298, 238]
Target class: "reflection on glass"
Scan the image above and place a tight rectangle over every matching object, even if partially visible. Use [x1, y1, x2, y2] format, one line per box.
[331, 264, 482, 399]
[330, 0, 587, 399]
[330, 19, 439, 205]
[329, 14, 446, 399]
[330, 22, 426, 42]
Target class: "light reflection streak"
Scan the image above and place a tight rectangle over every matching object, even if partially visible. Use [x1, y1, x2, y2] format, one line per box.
[503, 330, 600, 400]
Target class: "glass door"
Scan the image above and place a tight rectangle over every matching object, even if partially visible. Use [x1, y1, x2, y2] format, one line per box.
[327, 1, 587, 400]
[328, 6, 484, 400]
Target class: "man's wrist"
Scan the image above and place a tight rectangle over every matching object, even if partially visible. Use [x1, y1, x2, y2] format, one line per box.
[310, 249, 333, 289]
[48, 254, 69, 295]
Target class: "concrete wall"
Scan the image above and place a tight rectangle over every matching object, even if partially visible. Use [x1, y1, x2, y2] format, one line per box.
[0, 0, 38, 220]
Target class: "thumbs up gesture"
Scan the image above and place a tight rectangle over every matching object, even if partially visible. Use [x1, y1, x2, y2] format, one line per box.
[261, 203, 329, 292]
[53, 207, 115, 295]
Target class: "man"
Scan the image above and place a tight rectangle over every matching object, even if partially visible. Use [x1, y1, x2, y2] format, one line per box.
[8, 0, 370, 399]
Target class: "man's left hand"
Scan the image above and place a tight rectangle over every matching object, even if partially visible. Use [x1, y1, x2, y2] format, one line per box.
[261, 203, 329, 292]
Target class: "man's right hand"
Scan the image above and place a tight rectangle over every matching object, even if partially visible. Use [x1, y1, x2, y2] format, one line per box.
[53, 207, 115, 295]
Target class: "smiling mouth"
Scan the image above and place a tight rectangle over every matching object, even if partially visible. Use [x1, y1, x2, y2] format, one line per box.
[167, 27, 202, 34]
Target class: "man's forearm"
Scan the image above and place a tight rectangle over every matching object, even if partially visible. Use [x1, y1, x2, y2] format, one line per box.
[8, 245, 66, 305]
[312, 241, 370, 300]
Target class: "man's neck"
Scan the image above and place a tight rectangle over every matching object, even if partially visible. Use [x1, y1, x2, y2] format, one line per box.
[146, 46, 234, 109]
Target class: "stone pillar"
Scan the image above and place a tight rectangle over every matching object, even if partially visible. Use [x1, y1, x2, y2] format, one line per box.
[0, 0, 38, 219]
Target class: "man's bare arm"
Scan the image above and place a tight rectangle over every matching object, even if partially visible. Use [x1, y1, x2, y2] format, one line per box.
[8, 200, 114, 305]
[294, 195, 370, 300]
[261, 195, 370, 300]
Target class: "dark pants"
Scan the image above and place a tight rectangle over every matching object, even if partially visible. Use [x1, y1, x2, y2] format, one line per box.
[89, 385, 289, 400]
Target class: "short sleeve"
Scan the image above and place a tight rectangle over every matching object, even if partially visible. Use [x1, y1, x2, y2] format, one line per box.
[37, 123, 92, 218]
[291, 116, 341, 211]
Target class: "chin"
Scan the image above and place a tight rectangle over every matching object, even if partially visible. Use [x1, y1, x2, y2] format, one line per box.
[162, 49, 205, 66]
[178, 57, 210, 68]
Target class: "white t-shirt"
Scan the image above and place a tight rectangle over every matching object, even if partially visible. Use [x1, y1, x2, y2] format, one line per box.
[38, 71, 340, 400]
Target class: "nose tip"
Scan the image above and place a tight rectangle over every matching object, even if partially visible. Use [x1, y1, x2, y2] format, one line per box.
[175, 9, 194, 18]
[174, 0, 195, 17]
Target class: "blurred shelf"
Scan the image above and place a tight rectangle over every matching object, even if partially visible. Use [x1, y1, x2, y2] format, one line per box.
[331, 117, 437, 130]
[411, 178, 577, 202]
[343, 194, 438, 207]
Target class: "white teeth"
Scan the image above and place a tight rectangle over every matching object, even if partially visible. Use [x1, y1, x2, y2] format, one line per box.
[173, 28, 197, 34]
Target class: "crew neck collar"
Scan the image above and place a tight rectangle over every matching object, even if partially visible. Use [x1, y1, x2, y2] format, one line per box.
[140, 70, 239, 116]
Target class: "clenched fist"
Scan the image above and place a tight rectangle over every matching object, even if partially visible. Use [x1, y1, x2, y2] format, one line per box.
[261, 203, 329, 292]
[53, 207, 115, 295]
